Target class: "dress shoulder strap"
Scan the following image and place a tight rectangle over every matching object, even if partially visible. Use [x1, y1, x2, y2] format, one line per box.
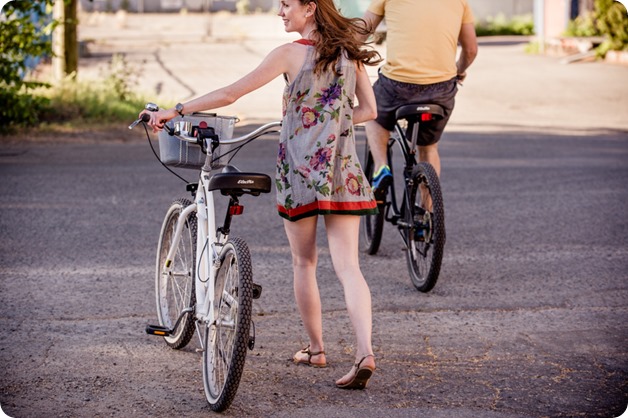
[293, 39, 316, 46]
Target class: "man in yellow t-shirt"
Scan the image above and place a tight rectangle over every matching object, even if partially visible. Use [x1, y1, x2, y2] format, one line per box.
[361, 0, 478, 196]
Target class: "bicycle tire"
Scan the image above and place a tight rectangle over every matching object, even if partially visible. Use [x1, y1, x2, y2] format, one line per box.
[405, 162, 445, 292]
[360, 143, 385, 255]
[155, 198, 197, 349]
[203, 236, 253, 412]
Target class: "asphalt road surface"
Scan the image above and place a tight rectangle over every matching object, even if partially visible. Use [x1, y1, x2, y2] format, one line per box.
[1, 123, 627, 417]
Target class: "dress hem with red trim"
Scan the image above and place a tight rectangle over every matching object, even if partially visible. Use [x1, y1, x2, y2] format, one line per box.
[278, 200, 378, 222]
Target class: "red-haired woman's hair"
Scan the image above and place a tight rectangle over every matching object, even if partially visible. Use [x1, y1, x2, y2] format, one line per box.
[302, 0, 382, 75]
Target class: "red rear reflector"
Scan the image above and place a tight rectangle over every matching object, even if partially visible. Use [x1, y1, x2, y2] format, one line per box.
[421, 114, 432, 122]
[229, 205, 244, 215]
[199, 121, 208, 128]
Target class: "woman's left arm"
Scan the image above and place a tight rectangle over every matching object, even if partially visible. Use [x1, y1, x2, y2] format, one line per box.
[143, 44, 295, 131]
[352, 63, 377, 125]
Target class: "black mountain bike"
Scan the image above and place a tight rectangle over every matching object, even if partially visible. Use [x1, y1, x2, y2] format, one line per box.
[361, 103, 446, 292]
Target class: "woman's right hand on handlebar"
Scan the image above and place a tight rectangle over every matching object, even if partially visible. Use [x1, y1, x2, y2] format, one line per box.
[140, 108, 177, 133]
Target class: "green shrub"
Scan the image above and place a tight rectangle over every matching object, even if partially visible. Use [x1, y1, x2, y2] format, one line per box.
[38, 54, 149, 124]
[564, 12, 600, 37]
[594, 0, 628, 54]
[563, 0, 628, 57]
[475, 13, 535, 36]
[0, 0, 56, 128]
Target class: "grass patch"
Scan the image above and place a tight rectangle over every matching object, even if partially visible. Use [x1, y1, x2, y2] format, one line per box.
[2, 54, 166, 136]
[37, 78, 150, 124]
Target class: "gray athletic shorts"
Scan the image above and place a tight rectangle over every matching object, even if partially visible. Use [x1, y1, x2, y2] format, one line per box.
[372, 72, 458, 146]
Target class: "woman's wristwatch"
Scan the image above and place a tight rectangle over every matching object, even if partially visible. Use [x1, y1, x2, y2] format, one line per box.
[175, 103, 184, 116]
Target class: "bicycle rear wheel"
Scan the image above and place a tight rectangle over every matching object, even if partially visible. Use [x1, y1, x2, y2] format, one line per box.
[405, 162, 445, 292]
[203, 236, 253, 412]
[360, 143, 385, 255]
[155, 199, 197, 349]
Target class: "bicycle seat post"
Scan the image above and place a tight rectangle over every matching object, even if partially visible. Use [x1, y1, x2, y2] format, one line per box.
[408, 121, 419, 154]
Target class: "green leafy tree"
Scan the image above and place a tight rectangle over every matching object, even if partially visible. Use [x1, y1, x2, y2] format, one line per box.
[0, 0, 56, 128]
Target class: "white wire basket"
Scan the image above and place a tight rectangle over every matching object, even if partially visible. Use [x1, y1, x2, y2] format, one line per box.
[158, 113, 238, 170]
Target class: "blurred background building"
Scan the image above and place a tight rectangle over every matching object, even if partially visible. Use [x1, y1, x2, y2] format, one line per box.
[77, 0, 597, 41]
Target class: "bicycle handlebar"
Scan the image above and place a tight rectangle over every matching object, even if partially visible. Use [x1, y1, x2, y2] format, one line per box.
[168, 120, 282, 145]
[130, 109, 281, 145]
[224, 121, 282, 144]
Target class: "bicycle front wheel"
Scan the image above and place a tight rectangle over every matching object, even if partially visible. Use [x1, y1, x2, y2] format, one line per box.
[405, 162, 445, 292]
[155, 199, 197, 349]
[203, 236, 253, 412]
[360, 142, 385, 255]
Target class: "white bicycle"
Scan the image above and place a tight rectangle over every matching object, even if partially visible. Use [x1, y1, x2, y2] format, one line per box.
[130, 104, 281, 412]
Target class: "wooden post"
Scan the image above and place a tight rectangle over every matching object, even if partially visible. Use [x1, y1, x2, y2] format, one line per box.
[51, 0, 78, 82]
[64, 0, 78, 76]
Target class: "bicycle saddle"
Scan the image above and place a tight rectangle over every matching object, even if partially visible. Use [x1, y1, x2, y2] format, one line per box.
[207, 165, 272, 196]
[395, 103, 445, 121]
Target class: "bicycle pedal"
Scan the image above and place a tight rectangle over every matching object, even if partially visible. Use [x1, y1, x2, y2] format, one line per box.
[252, 283, 262, 299]
[145, 325, 172, 336]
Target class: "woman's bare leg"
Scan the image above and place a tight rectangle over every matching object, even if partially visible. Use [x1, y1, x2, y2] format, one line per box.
[323, 214, 376, 384]
[283, 216, 326, 366]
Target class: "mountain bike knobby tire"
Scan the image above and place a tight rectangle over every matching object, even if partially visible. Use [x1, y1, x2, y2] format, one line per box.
[405, 162, 445, 292]
[202, 236, 253, 412]
[360, 144, 385, 255]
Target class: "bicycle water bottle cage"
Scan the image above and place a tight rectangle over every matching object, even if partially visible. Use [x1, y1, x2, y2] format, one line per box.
[207, 165, 272, 197]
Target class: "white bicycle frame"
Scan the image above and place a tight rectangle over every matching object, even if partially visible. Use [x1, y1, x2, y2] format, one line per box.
[161, 121, 281, 334]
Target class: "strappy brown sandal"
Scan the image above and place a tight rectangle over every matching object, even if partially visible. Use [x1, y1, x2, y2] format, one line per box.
[336, 354, 375, 389]
[293, 345, 327, 368]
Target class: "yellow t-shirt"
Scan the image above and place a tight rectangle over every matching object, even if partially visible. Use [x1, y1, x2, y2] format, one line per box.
[368, 0, 475, 84]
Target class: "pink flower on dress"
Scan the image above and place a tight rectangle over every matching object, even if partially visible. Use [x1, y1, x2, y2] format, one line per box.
[345, 173, 361, 196]
[301, 106, 320, 128]
[310, 147, 333, 171]
[296, 165, 311, 179]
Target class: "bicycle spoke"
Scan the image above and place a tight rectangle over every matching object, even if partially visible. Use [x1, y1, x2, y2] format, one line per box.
[155, 199, 197, 348]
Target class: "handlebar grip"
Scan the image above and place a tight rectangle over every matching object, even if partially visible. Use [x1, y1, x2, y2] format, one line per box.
[128, 113, 151, 130]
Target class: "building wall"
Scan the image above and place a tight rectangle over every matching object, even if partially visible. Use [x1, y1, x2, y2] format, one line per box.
[469, 0, 534, 21]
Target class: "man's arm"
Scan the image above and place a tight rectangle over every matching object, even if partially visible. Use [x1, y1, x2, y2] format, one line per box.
[456, 22, 478, 82]
[359, 10, 384, 42]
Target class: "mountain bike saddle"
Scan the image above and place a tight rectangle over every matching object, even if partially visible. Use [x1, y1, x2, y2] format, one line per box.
[395, 103, 445, 122]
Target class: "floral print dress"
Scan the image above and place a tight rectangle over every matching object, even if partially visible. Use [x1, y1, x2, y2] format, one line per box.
[276, 40, 378, 221]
